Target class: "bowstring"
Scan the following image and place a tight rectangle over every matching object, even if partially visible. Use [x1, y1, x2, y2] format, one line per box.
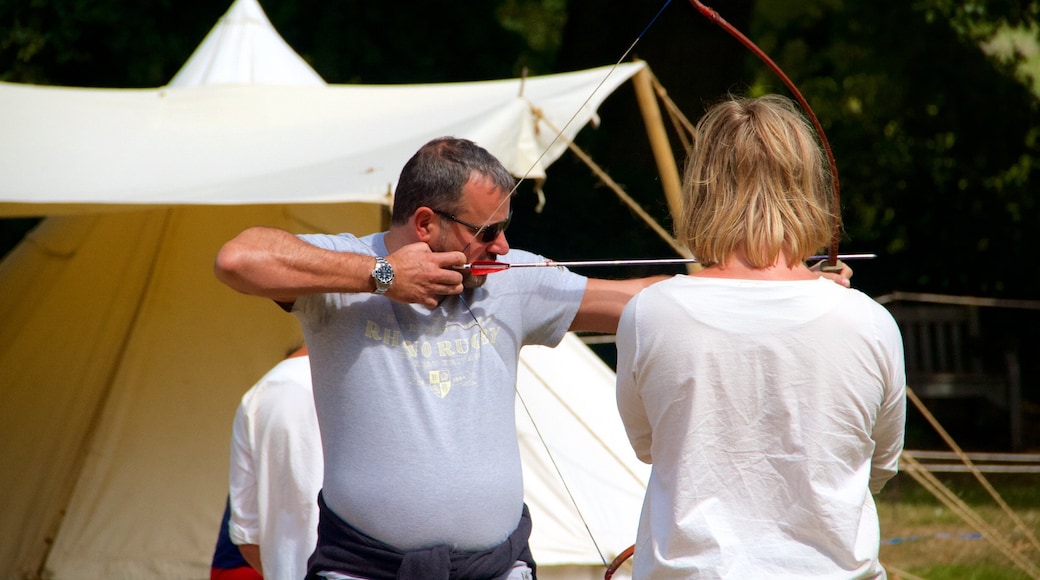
[516, 376, 610, 567]
[453, 0, 675, 569]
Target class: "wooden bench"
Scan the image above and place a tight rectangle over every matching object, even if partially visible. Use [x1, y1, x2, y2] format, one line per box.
[883, 301, 1023, 449]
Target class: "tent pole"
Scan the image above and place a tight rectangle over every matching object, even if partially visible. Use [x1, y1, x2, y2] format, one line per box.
[632, 62, 682, 221]
[631, 61, 695, 272]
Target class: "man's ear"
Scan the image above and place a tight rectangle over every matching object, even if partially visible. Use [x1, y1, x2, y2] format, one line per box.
[413, 207, 437, 242]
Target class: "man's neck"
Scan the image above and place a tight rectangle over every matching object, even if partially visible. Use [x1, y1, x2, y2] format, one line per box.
[382, 226, 413, 254]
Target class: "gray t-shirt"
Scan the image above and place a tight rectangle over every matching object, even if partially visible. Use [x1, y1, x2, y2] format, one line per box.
[294, 232, 587, 552]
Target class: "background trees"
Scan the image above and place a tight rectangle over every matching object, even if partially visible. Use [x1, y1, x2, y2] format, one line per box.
[749, 0, 1040, 300]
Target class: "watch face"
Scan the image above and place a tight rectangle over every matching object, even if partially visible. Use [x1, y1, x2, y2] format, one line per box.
[373, 258, 394, 292]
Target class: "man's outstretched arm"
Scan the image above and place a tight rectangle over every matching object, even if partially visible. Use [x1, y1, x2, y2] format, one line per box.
[569, 276, 669, 334]
[213, 227, 466, 308]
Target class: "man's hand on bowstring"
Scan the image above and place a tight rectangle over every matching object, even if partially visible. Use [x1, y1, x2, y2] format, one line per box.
[385, 243, 466, 308]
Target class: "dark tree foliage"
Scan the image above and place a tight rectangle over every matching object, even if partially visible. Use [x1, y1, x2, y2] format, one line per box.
[0, 0, 529, 86]
[749, 1, 1040, 299]
[0, 0, 224, 87]
[261, 1, 527, 83]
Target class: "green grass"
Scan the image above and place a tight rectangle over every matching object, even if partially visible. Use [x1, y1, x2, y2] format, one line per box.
[878, 472, 1040, 579]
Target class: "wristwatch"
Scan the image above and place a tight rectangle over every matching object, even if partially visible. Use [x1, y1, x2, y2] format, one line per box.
[371, 256, 394, 295]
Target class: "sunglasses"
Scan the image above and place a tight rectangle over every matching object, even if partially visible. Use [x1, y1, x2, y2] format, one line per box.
[433, 209, 512, 243]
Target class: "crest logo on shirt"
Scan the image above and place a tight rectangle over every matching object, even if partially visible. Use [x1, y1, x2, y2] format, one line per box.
[429, 370, 451, 398]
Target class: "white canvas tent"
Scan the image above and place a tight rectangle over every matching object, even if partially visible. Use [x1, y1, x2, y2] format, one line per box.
[0, 0, 644, 215]
[0, 0, 649, 578]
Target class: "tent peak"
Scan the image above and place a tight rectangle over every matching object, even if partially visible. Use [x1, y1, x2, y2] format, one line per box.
[168, 0, 325, 88]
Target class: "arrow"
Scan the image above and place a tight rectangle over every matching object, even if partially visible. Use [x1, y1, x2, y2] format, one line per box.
[458, 253, 877, 275]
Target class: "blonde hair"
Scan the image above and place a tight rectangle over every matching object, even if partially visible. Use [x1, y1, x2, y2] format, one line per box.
[676, 94, 837, 267]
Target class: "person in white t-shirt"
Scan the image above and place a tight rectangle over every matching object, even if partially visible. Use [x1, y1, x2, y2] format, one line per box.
[228, 345, 322, 580]
[615, 94, 906, 579]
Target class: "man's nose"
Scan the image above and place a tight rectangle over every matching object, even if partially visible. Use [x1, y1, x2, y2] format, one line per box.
[487, 231, 509, 255]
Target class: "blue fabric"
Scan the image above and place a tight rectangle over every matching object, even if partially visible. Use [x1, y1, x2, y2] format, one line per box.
[212, 497, 251, 569]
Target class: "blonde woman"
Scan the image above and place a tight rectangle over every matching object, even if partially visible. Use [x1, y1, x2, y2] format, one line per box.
[616, 94, 906, 579]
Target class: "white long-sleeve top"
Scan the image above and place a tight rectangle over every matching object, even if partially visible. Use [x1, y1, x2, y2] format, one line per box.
[229, 355, 323, 580]
[616, 276, 906, 579]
